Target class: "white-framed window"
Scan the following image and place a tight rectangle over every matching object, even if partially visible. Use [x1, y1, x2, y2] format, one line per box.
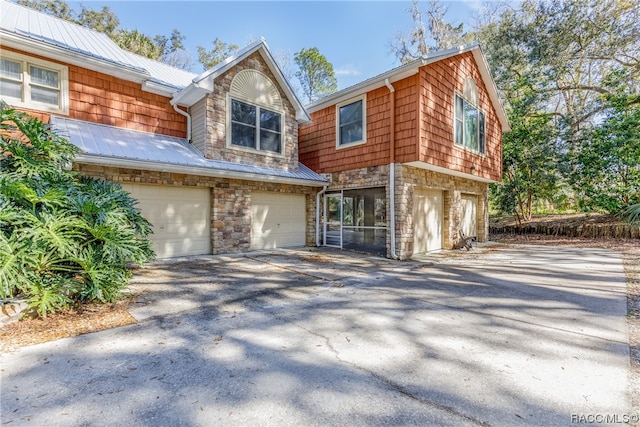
[228, 97, 283, 154]
[336, 94, 366, 148]
[0, 50, 69, 114]
[454, 78, 485, 154]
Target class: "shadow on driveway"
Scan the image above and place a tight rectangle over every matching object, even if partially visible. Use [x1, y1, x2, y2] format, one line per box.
[0, 245, 633, 426]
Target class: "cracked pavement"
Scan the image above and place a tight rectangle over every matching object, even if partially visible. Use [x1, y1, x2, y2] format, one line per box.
[0, 245, 633, 426]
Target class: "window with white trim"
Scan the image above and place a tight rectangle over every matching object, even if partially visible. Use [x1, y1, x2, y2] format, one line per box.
[454, 78, 485, 154]
[230, 98, 282, 154]
[0, 51, 68, 114]
[227, 70, 284, 155]
[336, 95, 366, 148]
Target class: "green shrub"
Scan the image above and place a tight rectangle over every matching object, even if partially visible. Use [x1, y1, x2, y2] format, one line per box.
[622, 203, 640, 224]
[0, 103, 154, 317]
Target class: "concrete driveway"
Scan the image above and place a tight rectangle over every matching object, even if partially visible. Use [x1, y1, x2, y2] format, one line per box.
[1, 245, 633, 426]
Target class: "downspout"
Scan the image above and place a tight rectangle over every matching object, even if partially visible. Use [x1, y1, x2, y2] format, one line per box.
[171, 101, 192, 142]
[316, 185, 328, 246]
[385, 78, 399, 259]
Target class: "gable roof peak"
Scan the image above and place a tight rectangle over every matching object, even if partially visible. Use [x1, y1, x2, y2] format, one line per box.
[306, 42, 509, 132]
[173, 38, 310, 123]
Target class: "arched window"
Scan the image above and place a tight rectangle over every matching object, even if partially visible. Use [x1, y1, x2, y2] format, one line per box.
[454, 77, 485, 154]
[227, 70, 284, 154]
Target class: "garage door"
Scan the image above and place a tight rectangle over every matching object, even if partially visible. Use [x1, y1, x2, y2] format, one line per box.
[461, 194, 478, 238]
[122, 183, 211, 258]
[413, 188, 443, 254]
[251, 192, 306, 250]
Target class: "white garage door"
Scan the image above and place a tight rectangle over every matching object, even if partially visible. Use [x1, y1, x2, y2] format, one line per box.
[122, 183, 211, 258]
[251, 192, 306, 250]
[413, 188, 443, 254]
[461, 194, 478, 238]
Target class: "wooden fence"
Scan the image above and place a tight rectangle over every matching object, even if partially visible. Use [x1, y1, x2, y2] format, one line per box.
[490, 223, 640, 239]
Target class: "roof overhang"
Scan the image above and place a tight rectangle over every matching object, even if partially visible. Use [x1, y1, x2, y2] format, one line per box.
[172, 39, 311, 124]
[405, 161, 499, 184]
[75, 154, 327, 187]
[470, 47, 510, 132]
[50, 116, 326, 187]
[306, 43, 510, 133]
[306, 59, 425, 113]
[0, 29, 152, 87]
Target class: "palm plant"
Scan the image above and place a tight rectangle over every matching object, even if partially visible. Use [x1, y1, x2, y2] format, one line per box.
[623, 203, 640, 224]
[0, 103, 154, 316]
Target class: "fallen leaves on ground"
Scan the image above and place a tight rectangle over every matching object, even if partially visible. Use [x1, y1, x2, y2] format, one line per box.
[0, 298, 136, 353]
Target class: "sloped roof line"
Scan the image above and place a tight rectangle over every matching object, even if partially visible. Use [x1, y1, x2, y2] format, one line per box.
[172, 38, 311, 124]
[0, 0, 196, 91]
[306, 42, 510, 132]
[11, 28, 148, 74]
[50, 116, 327, 186]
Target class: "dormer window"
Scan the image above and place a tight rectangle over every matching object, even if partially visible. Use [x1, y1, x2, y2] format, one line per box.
[454, 78, 485, 154]
[227, 70, 284, 155]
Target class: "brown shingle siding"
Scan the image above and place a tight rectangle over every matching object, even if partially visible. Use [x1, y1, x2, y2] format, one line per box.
[301, 51, 503, 181]
[1, 47, 187, 137]
[416, 52, 502, 182]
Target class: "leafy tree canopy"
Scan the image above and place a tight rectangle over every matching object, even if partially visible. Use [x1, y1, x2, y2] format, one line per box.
[391, 0, 640, 220]
[294, 47, 338, 103]
[390, 0, 472, 63]
[197, 38, 239, 70]
[16, 0, 193, 69]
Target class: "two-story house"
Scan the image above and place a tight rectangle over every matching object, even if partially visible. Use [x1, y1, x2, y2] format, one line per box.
[299, 44, 509, 259]
[1, 0, 327, 258]
[1, 1, 508, 260]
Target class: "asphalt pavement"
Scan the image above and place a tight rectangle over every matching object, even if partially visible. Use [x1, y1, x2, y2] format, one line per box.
[0, 245, 634, 426]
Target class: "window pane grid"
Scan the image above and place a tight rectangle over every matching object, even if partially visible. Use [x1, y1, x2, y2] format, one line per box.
[230, 98, 282, 154]
[30, 86, 59, 105]
[30, 65, 59, 88]
[0, 78, 22, 99]
[1, 59, 22, 81]
[338, 99, 364, 145]
[1, 59, 23, 100]
[454, 93, 485, 154]
[0, 56, 63, 109]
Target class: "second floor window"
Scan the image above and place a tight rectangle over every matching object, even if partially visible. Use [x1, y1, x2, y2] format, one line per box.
[337, 95, 366, 147]
[0, 51, 68, 114]
[230, 99, 282, 154]
[454, 94, 486, 154]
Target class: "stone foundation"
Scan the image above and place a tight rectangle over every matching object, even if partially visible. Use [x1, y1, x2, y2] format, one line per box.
[73, 163, 321, 255]
[396, 164, 489, 259]
[320, 164, 489, 260]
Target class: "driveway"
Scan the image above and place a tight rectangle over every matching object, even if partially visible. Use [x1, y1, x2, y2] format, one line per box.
[1, 245, 633, 426]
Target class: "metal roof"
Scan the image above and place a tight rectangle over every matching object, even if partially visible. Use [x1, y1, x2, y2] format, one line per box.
[50, 116, 327, 186]
[0, 0, 196, 91]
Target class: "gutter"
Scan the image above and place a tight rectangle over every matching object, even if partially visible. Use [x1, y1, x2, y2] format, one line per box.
[1, 30, 151, 84]
[2, 31, 186, 99]
[74, 154, 327, 188]
[171, 100, 192, 142]
[385, 78, 399, 260]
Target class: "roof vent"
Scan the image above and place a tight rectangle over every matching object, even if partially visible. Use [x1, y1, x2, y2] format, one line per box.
[230, 70, 282, 110]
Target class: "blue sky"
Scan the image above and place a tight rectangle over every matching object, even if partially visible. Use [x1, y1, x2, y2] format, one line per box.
[72, 1, 484, 91]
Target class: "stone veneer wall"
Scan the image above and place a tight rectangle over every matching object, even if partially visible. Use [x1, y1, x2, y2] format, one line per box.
[323, 165, 392, 257]
[396, 164, 488, 259]
[321, 164, 488, 260]
[72, 164, 320, 254]
[204, 52, 299, 171]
